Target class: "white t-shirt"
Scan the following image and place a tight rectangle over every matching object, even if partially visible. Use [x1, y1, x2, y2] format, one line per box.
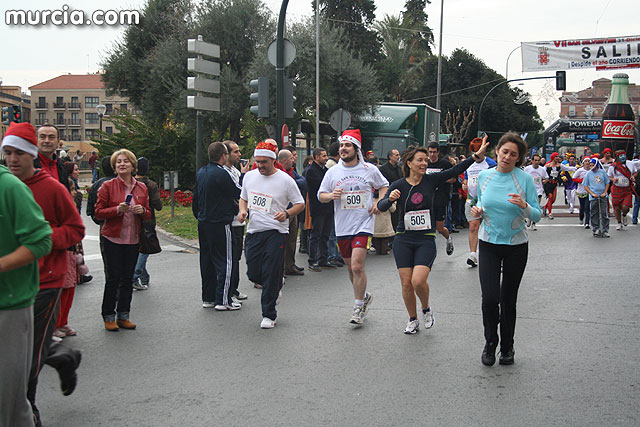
[465, 158, 496, 199]
[607, 162, 635, 188]
[524, 165, 549, 196]
[241, 169, 304, 234]
[223, 164, 243, 227]
[573, 167, 589, 194]
[318, 161, 389, 237]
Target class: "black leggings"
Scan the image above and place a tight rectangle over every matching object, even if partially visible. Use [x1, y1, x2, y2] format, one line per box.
[478, 240, 528, 351]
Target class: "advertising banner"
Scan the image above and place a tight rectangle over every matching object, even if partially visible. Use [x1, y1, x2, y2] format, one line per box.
[521, 36, 640, 72]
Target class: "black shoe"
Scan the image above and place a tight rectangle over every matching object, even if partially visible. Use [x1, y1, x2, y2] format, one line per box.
[79, 274, 93, 284]
[499, 348, 515, 365]
[47, 346, 82, 396]
[285, 269, 304, 276]
[450, 228, 460, 233]
[308, 264, 322, 272]
[328, 259, 344, 267]
[481, 342, 497, 366]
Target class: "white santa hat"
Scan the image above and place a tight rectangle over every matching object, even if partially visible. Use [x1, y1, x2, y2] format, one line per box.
[1, 122, 39, 158]
[254, 140, 277, 159]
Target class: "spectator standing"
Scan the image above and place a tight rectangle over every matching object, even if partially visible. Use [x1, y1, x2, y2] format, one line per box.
[95, 149, 151, 330]
[132, 157, 163, 291]
[34, 124, 69, 190]
[72, 150, 83, 165]
[378, 149, 402, 230]
[279, 149, 307, 276]
[88, 151, 99, 183]
[192, 143, 242, 310]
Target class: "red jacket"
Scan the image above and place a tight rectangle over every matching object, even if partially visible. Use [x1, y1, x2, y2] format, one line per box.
[95, 176, 151, 239]
[24, 170, 85, 289]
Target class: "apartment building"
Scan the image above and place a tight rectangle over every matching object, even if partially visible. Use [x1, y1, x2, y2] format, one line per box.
[559, 77, 640, 120]
[0, 85, 31, 139]
[29, 74, 135, 153]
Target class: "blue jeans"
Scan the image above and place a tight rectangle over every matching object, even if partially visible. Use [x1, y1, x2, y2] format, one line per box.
[91, 167, 99, 183]
[133, 253, 150, 285]
[327, 223, 343, 262]
[445, 196, 454, 231]
[633, 194, 639, 223]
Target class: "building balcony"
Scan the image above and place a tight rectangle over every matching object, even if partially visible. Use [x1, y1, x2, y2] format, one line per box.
[85, 119, 99, 125]
[69, 134, 82, 141]
[35, 119, 49, 126]
[53, 102, 66, 110]
[68, 119, 81, 126]
[68, 102, 81, 109]
[35, 102, 48, 109]
[53, 118, 67, 126]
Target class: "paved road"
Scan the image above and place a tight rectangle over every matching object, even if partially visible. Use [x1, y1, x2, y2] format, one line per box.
[36, 202, 639, 426]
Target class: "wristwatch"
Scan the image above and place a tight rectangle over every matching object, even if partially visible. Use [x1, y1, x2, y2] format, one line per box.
[284, 210, 290, 219]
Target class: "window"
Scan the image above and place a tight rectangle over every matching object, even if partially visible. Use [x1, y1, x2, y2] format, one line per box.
[119, 103, 128, 112]
[106, 126, 113, 135]
[85, 97, 99, 108]
[37, 97, 46, 108]
[56, 112, 64, 124]
[56, 96, 63, 104]
[70, 96, 80, 108]
[105, 103, 113, 115]
[568, 105, 576, 117]
[86, 129, 98, 139]
[37, 112, 46, 125]
[85, 113, 99, 124]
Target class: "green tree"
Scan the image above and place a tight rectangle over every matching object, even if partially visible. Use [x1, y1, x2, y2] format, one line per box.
[316, 0, 382, 66]
[401, 0, 433, 60]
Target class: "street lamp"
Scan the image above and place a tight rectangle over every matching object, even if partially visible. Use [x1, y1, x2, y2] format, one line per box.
[96, 104, 106, 140]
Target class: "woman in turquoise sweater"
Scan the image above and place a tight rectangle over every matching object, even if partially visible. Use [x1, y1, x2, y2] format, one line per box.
[471, 133, 541, 367]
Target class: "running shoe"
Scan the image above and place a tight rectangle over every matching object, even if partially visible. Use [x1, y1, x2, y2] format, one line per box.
[404, 319, 419, 334]
[362, 292, 373, 316]
[133, 281, 148, 291]
[446, 238, 454, 256]
[260, 317, 276, 329]
[584, 223, 590, 229]
[234, 292, 248, 300]
[622, 214, 628, 226]
[467, 253, 478, 268]
[202, 301, 216, 308]
[423, 308, 435, 329]
[349, 306, 365, 324]
[616, 223, 622, 231]
[548, 213, 554, 220]
[53, 328, 66, 338]
[531, 223, 537, 231]
[602, 231, 610, 238]
[308, 264, 322, 272]
[525, 218, 532, 227]
[214, 302, 241, 311]
[60, 325, 77, 336]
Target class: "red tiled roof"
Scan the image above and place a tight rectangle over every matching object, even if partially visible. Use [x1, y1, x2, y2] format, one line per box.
[29, 74, 105, 90]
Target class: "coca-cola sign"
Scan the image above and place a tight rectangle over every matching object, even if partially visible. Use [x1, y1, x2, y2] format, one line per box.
[602, 120, 635, 139]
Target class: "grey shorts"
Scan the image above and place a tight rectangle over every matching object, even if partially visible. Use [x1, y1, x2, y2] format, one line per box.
[465, 199, 482, 222]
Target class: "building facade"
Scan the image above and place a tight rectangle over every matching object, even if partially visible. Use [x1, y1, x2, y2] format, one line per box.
[1, 85, 31, 140]
[559, 77, 640, 120]
[29, 74, 135, 153]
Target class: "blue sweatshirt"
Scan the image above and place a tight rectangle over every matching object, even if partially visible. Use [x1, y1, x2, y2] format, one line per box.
[477, 167, 542, 245]
[193, 163, 242, 224]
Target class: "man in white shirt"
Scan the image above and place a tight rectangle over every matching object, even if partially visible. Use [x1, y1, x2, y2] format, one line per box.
[318, 129, 389, 325]
[238, 141, 305, 329]
[223, 140, 251, 302]
[523, 154, 549, 230]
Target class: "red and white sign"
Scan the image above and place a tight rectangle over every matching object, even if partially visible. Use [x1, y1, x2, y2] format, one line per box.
[521, 35, 640, 72]
[602, 120, 635, 139]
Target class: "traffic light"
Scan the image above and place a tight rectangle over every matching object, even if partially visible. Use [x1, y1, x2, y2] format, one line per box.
[284, 77, 296, 119]
[249, 77, 269, 118]
[1, 106, 10, 125]
[555, 71, 566, 91]
[11, 105, 22, 123]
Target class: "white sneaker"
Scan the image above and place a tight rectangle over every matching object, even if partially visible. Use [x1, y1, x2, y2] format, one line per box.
[234, 292, 248, 300]
[232, 297, 243, 305]
[531, 222, 537, 231]
[350, 306, 365, 324]
[622, 215, 628, 226]
[423, 308, 435, 329]
[548, 213, 554, 220]
[466, 253, 478, 267]
[202, 301, 215, 308]
[51, 335, 63, 343]
[260, 317, 276, 329]
[214, 302, 241, 311]
[446, 238, 454, 256]
[404, 319, 419, 334]
[616, 223, 622, 231]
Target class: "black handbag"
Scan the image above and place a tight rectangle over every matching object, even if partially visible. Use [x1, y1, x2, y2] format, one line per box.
[139, 223, 162, 254]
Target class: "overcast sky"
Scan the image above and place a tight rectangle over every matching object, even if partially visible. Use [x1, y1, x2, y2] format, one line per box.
[1, 0, 638, 128]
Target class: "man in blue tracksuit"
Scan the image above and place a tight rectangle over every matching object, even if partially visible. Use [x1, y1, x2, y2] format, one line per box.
[193, 142, 242, 310]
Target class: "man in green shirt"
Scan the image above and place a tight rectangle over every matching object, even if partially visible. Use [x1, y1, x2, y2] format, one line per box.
[0, 163, 52, 427]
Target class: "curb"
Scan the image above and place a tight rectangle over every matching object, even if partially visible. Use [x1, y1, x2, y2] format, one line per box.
[155, 226, 200, 252]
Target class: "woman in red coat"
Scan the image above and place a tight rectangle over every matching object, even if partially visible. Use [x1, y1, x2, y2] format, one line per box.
[95, 149, 151, 331]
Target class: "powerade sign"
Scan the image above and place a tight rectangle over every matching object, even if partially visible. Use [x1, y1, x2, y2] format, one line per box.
[566, 119, 602, 132]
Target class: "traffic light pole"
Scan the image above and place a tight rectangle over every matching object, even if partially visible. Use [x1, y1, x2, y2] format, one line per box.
[477, 75, 560, 137]
[275, 0, 290, 146]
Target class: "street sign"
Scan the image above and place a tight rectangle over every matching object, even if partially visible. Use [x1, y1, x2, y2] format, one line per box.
[187, 76, 220, 94]
[282, 124, 290, 146]
[187, 39, 220, 58]
[267, 38, 296, 67]
[330, 108, 351, 133]
[187, 58, 220, 76]
[187, 96, 220, 112]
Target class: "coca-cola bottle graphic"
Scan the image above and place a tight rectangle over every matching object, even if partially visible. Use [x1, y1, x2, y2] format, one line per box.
[600, 73, 636, 157]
